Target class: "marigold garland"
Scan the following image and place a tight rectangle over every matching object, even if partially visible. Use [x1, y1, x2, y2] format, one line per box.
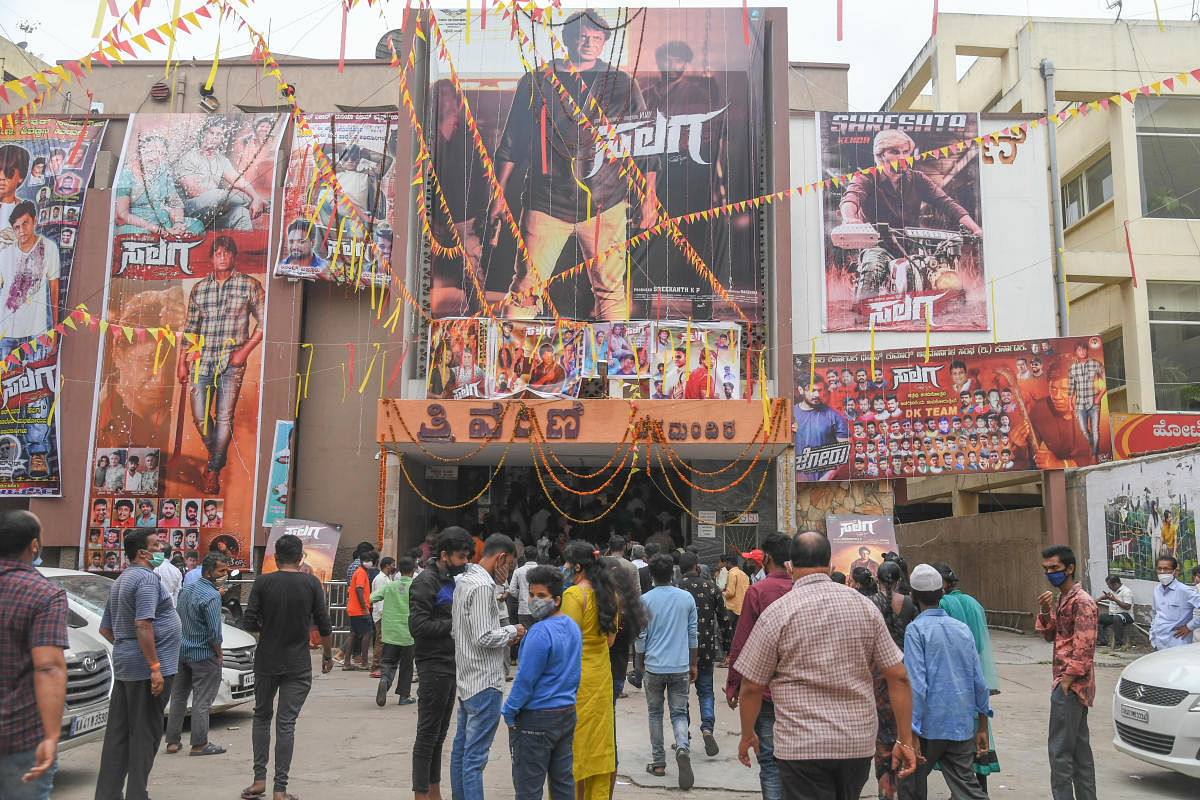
[650, 402, 787, 495]
[384, 398, 510, 463]
[654, 444, 776, 527]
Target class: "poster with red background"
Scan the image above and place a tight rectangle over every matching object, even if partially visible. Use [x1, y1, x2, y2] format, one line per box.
[1111, 413, 1200, 460]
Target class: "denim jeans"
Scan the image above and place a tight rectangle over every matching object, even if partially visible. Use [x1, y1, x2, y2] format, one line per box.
[450, 687, 503, 800]
[0, 747, 56, 800]
[413, 669, 457, 793]
[189, 364, 246, 472]
[0, 335, 43, 363]
[251, 670, 312, 794]
[1076, 404, 1099, 456]
[645, 671, 690, 764]
[508, 706, 576, 800]
[756, 699, 781, 800]
[694, 661, 716, 733]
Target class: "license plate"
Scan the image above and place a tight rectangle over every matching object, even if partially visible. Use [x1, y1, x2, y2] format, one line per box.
[240, 672, 255, 688]
[1121, 704, 1149, 724]
[70, 708, 108, 736]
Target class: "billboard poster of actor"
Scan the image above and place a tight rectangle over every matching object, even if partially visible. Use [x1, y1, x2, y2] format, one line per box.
[275, 113, 397, 286]
[262, 519, 343, 581]
[83, 113, 284, 569]
[584, 321, 652, 399]
[426, 6, 767, 322]
[825, 514, 898, 578]
[0, 119, 106, 495]
[794, 335, 1111, 482]
[426, 317, 488, 400]
[485, 320, 582, 399]
[262, 420, 295, 527]
[818, 112, 985, 332]
[652, 322, 741, 399]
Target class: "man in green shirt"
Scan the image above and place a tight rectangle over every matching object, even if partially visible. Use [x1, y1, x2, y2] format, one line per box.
[373, 555, 416, 706]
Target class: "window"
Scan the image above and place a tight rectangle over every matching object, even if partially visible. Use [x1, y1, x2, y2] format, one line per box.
[1102, 333, 1125, 392]
[1061, 153, 1112, 227]
[1148, 282, 1200, 411]
[1136, 97, 1200, 219]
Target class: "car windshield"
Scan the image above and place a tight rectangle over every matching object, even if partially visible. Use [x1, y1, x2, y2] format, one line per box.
[46, 574, 114, 616]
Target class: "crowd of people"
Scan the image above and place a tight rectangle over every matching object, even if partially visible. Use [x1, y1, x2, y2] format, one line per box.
[4, 507, 1200, 800]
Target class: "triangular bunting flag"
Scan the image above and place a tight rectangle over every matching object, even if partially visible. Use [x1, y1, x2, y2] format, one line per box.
[1151, 81, 1162, 95]
[1164, 77, 1175, 92]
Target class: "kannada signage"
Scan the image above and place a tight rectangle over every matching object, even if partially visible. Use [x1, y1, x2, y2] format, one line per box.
[794, 335, 1112, 481]
[826, 514, 898, 578]
[0, 119, 107, 496]
[1111, 413, 1200, 460]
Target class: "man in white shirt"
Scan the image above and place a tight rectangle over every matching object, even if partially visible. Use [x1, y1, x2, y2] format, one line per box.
[122, 455, 142, 493]
[0, 201, 60, 359]
[155, 553, 184, 607]
[1150, 556, 1200, 650]
[631, 543, 648, 571]
[176, 117, 268, 231]
[506, 552, 540, 630]
[1097, 575, 1134, 649]
[370, 557, 397, 676]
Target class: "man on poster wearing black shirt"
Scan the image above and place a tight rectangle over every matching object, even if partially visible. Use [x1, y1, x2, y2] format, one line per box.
[489, 10, 659, 320]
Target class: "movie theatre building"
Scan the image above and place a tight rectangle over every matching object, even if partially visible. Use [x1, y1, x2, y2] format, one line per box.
[3, 6, 825, 569]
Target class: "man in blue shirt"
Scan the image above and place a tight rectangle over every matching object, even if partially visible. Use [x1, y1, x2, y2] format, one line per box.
[165, 552, 228, 756]
[793, 375, 850, 480]
[96, 529, 183, 800]
[636, 554, 698, 789]
[1150, 555, 1200, 650]
[899, 564, 990, 800]
[502, 565, 582, 800]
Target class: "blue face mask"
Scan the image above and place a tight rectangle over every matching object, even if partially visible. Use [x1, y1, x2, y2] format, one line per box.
[32, 552, 43, 567]
[1046, 570, 1068, 587]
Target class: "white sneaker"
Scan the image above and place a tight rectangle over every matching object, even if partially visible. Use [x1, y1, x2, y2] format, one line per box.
[500, 292, 543, 319]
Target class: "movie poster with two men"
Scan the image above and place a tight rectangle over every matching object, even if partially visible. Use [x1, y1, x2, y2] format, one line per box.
[817, 112, 986, 332]
[274, 112, 398, 287]
[425, 6, 767, 323]
[0, 119, 106, 496]
[82, 113, 284, 572]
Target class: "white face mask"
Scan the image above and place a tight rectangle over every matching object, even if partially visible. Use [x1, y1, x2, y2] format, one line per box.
[1158, 573, 1175, 587]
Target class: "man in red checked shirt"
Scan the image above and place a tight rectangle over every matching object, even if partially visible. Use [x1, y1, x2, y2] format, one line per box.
[722, 533, 795, 800]
[1036, 544, 1097, 800]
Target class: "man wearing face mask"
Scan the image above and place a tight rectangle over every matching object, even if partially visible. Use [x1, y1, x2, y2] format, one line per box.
[1035, 544, 1097, 800]
[0, 510, 68, 800]
[96, 529, 182, 800]
[409, 526, 476, 800]
[502, 565, 583, 800]
[450, 534, 524, 800]
[1150, 556, 1200, 650]
[165, 552, 228, 756]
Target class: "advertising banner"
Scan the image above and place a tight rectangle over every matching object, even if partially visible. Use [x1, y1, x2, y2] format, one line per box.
[262, 420, 294, 527]
[650, 321, 741, 399]
[426, 6, 767, 322]
[817, 112, 985, 332]
[83, 113, 285, 573]
[1111, 413, 1200, 460]
[825, 514, 898, 578]
[485, 319, 584, 399]
[794, 335, 1112, 481]
[427, 317, 489, 399]
[1085, 450, 1197, 604]
[0, 119, 107, 495]
[592, 321, 653, 399]
[262, 518, 343, 581]
[275, 113, 397, 285]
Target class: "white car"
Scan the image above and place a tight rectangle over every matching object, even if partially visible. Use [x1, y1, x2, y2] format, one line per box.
[58, 622, 113, 750]
[40, 567, 258, 714]
[1112, 641, 1200, 778]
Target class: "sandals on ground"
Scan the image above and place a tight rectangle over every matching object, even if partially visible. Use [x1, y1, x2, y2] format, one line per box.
[645, 763, 666, 776]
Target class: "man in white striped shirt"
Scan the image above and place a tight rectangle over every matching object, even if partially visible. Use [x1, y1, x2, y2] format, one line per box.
[450, 534, 524, 800]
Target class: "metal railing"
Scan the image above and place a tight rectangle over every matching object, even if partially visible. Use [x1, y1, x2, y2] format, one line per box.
[222, 577, 351, 638]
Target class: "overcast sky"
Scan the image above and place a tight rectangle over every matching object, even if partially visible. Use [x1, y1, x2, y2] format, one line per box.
[2, 0, 1195, 109]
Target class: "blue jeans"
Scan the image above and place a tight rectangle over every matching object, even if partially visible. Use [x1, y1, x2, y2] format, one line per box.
[450, 687, 503, 800]
[694, 662, 715, 733]
[756, 699, 781, 800]
[645, 671, 690, 764]
[508, 706, 575, 800]
[0, 748, 56, 800]
[189, 364, 246, 472]
[0, 335, 44, 363]
[1076, 405, 1099, 456]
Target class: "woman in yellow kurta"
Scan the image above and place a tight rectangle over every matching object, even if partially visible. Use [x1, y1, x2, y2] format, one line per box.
[561, 542, 620, 800]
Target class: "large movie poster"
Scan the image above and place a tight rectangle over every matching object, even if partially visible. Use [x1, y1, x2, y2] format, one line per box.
[83, 113, 284, 572]
[1085, 450, 1198, 604]
[486, 320, 583, 399]
[650, 321, 741, 399]
[426, 6, 766, 322]
[426, 317, 489, 399]
[275, 113, 397, 286]
[0, 119, 106, 495]
[794, 335, 1111, 481]
[818, 112, 985, 332]
[262, 518, 342, 580]
[825, 514, 899, 578]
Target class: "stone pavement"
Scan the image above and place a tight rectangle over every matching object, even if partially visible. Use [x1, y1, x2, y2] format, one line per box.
[49, 632, 1195, 799]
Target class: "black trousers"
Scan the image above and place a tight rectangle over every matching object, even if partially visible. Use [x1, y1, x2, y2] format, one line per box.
[94, 675, 175, 800]
[380, 643, 414, 697]
[778, 756, 871, 800]
[412, 667, 457, 793]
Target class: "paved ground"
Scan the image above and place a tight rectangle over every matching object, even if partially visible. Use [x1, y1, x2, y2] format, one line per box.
[52, 632, 1198, 799]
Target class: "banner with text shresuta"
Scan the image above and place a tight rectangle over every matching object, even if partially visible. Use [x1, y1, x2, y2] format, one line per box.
[0, 120, 106, 495]
[1112, 413, 1200, 460]
[825, 514, 898, 578]
[82, 113, 284, 573]
[275, 113, 397, 286]
[818, 112, 985, 332]
[426, 6, 766, 322]
[793, 335, 1112, 482]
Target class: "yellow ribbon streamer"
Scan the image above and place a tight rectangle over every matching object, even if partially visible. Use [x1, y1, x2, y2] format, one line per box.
[165, 0, 182, 78]
[204, 34, 220, 92]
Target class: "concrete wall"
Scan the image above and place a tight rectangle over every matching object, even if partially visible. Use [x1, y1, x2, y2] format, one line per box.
[897, 506, 1048, 630]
